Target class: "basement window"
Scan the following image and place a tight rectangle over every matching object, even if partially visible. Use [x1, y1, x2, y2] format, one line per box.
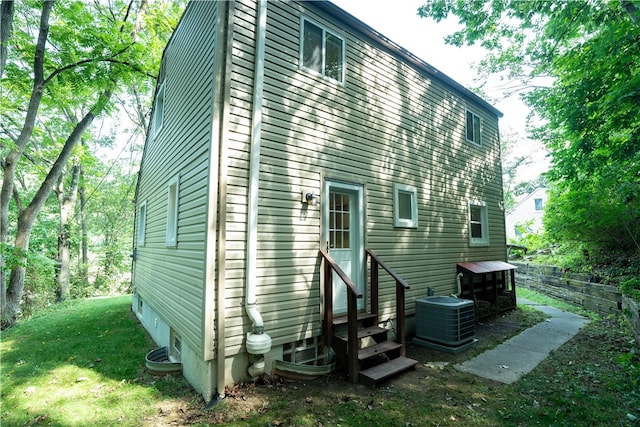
[282, 337, 321, 365]
[170, 329, 182, 362]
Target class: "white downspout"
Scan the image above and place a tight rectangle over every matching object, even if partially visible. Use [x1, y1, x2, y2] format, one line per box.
[244, 0, 271, 377]
[455, 272, 464, 297]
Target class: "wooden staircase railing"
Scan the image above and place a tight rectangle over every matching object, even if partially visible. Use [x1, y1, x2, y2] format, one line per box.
[320, 247, 361, 381]
[320, 247, 415, 385]
[366, 249, 410, 356]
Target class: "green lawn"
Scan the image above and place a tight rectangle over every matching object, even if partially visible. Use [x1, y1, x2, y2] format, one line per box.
[1, 294, 638, 426]
[0, 296, 190, 426]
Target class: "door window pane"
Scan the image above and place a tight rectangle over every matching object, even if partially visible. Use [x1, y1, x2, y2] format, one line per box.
[329, 191, 351, 249]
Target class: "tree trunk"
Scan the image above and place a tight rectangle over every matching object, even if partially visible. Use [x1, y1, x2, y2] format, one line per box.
[1, 88, 113, 329]
[79, 167, 88, 284]
[0, 0, 54, 328]
[2, 213, 33, 328]
[0, 0, 15, 79]
[55, 164, 80, 301]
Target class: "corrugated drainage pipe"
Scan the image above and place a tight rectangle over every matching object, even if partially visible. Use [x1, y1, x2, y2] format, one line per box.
[145, 347, 182, 375]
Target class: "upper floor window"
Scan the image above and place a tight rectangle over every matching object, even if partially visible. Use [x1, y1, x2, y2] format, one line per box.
[468, 201, 489, 246]
[534, 198, 543, 211]
[466, 109, 481, 146]
[300, 18, 345, 83]
[166, 175, 179, 247]
[136, 200, 147, 246]
[153, 60, 166, 137]
[393, 183, 418, 228]
[153, 84, 165, 136]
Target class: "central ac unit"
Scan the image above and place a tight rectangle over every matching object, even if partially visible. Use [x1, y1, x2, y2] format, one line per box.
[415, 296, 475, 348]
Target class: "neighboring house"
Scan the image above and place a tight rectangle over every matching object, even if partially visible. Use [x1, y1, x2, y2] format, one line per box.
[132, 0, 508, 401]
[505, 187, 548, 240]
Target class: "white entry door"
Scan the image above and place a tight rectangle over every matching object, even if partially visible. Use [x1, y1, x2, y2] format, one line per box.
[323, 181, 365, 314]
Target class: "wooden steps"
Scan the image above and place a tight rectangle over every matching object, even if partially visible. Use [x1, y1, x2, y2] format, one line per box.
[331, 316, 418, 387]
[357, 340, 402, 360]
[321, 248, 414, 387]
[334, 325, 388, 342]
[332, 313, 377, 327]
[359, 356, 418, 387]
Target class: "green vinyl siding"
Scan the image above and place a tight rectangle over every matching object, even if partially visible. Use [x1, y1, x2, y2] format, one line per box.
[252, 0, 505, 327]
[136, 0, 505, 363]
[132, 1, 219, 359]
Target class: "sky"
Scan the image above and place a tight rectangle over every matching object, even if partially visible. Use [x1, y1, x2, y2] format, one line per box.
[330, 0, 550, 181]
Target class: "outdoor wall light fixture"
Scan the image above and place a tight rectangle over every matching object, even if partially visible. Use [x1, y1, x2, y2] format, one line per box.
[301, 191, 319, 206]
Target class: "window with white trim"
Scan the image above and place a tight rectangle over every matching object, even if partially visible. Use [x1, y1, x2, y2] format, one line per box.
[468, 201, 489, 246]
[534, 198, 543, 211]
[300, 18, 345, 83]
[393, 183, 418, 228]
[153, 83, 165, 137]
[166, 175, 179, 247]
[466, 109, 481, 146]
[136, 200, 147, 246]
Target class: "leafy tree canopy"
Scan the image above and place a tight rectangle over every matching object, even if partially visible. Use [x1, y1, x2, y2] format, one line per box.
[419, 0, 640, 254]
[1, 0, 185, 327]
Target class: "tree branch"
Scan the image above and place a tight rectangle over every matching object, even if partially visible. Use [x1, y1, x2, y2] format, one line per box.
[43, 44, 155, 85]
[21, 84, 115, 227]
[1, 0, 54, 255]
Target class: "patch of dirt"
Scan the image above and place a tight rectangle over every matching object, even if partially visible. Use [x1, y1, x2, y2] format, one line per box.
[140, 309, 550, 426]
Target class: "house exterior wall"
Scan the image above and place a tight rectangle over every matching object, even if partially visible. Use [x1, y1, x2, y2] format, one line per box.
[216, 0, 506, 369]
[505, 187, 548, 240]
[134, 0, 506, 400]
[236, 0, 505, 342]
[132, 0, 220, 373]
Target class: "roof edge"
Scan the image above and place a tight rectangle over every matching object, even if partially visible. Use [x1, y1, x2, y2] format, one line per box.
[313, 1, 503, 119]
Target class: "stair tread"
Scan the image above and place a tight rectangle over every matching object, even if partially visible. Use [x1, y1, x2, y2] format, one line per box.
[333, 312, 377, 327]
[358, 341, 403, 361]
[334, 325, 387, 342]
[359, 357, 418, 386]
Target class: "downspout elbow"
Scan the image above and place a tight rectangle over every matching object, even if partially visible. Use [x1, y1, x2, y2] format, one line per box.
[245, 301, 265, 334]
[455, 272, 464, 297]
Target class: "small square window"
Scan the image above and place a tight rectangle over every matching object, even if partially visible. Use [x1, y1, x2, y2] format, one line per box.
[466, 110, 481, 146]
[468, 201, 489, 246]
[393, 183, 418, 228]
[300, 18, 345, 83]
[166, 175, 179, 247]
[137, 200, 147, 246]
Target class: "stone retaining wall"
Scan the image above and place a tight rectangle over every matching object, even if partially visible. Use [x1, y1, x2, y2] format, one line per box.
[512, 262, 622, 314]
[512, 262, 640, 344]
[622, 295, 640, 344]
